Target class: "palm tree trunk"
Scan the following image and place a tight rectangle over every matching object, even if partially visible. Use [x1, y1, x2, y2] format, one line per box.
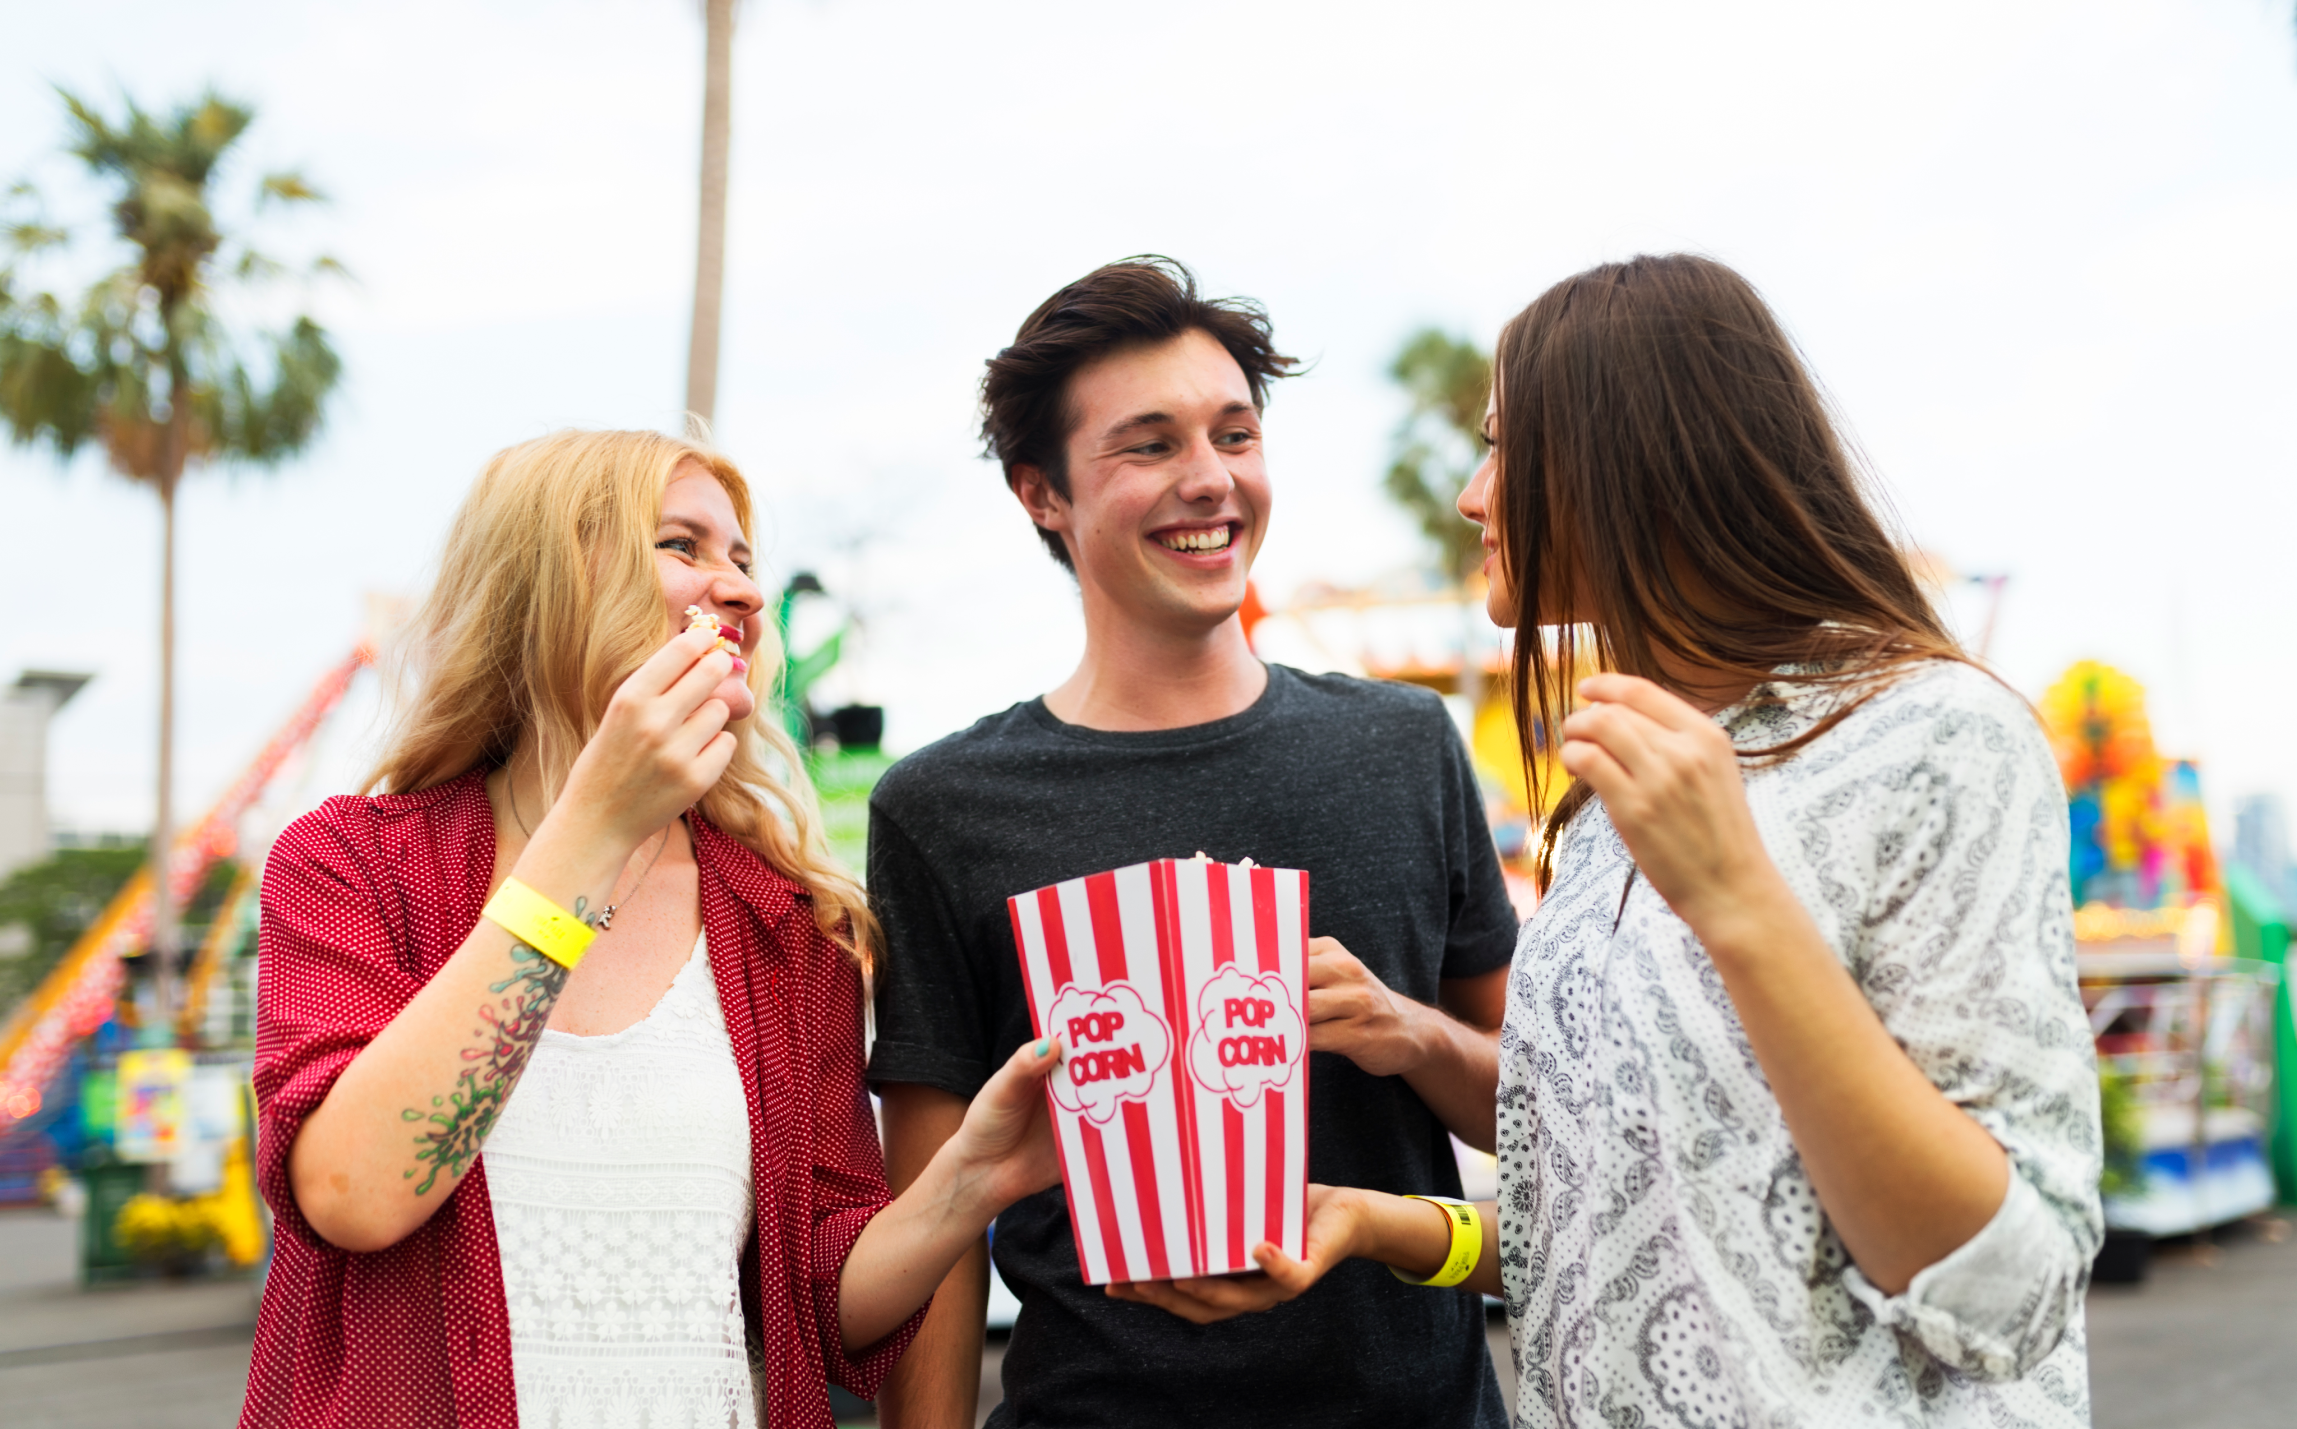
[685, 0, 736, 426]
[148, 353, 193, 1046]
[151, 465, 178, 1038]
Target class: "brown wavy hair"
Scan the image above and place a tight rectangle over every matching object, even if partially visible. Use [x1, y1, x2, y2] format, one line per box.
[1492, 255, 1967, 889]
[365, 429, 878, 966]
[980, 255, 1298, 569]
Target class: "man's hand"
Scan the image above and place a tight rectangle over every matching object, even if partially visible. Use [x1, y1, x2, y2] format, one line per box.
[1306, 938, 1507, 1151]
[1306, 937, 1433, 1075]
[1104, 1185, 1366, 1323]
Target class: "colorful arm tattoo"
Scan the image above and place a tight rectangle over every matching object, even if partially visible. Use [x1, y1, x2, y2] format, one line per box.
[400, 903, 583, 1196]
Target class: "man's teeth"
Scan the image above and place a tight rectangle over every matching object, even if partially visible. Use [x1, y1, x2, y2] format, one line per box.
[1159, 528, 1233, 552]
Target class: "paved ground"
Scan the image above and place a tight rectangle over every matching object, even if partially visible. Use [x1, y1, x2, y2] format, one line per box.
[2087, 1217, 2297, 1429]
[2, 1205, 2291, 1427]
[0, 1207, 258, 1429]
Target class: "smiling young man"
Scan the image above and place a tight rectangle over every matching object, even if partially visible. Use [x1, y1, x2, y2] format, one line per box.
[866, 258, 1518, 1429]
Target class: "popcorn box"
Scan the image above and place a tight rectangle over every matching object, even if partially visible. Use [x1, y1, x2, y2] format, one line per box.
[1008, 857, 1310, 1286]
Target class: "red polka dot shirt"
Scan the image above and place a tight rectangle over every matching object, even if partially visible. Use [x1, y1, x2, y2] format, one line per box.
[243, 769, 922, 1429]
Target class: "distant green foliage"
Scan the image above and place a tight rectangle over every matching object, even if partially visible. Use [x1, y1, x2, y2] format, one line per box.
[1384, 329, 1492, 585]
[0, 89, 344, 475]
[0, 847, 238, 1019]
[2097, 1065, 2146, 1200]
[811, 748, 893, 881]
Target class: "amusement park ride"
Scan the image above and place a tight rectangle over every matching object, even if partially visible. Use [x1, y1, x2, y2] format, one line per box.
[0, 644, 372, 1206]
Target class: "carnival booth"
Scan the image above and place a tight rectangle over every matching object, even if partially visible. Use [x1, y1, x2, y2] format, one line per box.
[0, 647, 371, 1279]
[2042, 661, 2291, 1263]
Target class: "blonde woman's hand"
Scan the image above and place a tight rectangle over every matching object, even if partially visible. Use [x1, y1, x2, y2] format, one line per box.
[552, 627, 742, 851]
[1557, 673, 1782, 941]
[945, 1038, 1066, 1215]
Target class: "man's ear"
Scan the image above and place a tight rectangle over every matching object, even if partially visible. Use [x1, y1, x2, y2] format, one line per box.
[1010, 464, 1071, 536]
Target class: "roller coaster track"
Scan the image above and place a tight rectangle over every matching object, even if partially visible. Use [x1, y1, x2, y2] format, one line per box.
[0, 644, 373, 1127]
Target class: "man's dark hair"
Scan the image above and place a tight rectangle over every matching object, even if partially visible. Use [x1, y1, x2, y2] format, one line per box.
[980, 256, 1298, 569]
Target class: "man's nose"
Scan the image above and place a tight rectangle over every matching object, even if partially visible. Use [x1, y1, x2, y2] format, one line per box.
[1174, 435, 1234, 501]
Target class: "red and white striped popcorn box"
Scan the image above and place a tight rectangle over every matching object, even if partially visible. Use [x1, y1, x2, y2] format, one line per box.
[1007, 856, 1310, 1286]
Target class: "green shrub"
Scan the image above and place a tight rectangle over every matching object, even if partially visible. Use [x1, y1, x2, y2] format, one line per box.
[2098, 1066, 2146, 1200]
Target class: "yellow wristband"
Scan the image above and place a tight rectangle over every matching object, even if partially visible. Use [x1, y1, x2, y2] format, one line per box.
[481, 877, 597, 969]
[1391, 1195, 1481, 1288]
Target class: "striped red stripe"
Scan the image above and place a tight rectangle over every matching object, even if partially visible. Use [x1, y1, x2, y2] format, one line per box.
[1207, 866, 1236, 967]
[1078, 1121, 1130, 1283]
[1083, 872, 1126, 978]
[1120, 1100, 1170, 1278]
[1252, 867, 1286, 1249]
[1036, 885, 1072, 987]
[1150, 861, 1207, 1273]
[1206, 866, 1249, 1256]
[1223, 1100, 1246, 1268]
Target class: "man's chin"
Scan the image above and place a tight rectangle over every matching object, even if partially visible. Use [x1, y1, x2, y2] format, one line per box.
[1158, 589, 1249, 635]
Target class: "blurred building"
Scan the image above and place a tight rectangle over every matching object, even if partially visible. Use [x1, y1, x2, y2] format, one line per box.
[0, 671, 91, 879]
[2231, 793, 2296, 910]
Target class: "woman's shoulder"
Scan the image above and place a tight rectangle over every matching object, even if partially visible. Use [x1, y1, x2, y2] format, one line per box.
[268, 768, 493, 887]
[1850, 659, 2046, 756]
[1769, 659, 2061, 813]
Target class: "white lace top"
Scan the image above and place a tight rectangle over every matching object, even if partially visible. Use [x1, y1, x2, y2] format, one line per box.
[485, 935, 760, 1429]
[1497, 662, 2103, 1427]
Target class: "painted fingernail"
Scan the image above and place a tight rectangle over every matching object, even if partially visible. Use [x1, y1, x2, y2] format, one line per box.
[730, 657, 748, 674]
[1035, 1039, 1054, 1057]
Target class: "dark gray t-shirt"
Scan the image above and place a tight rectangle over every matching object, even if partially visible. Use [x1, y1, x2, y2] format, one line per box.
[867, 664, 1518, 1429]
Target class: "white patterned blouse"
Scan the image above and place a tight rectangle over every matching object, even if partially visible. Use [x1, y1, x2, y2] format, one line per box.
[484, 935, 761, 1429]
[1496, 660, 2102, 1428]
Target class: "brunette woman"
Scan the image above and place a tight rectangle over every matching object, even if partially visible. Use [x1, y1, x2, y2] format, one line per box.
[1117, 256, 2101, 1427]
[244, 430, 1061, 1429]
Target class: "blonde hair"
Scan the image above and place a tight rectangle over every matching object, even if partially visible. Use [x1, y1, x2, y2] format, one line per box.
[366, 428, 878, 967]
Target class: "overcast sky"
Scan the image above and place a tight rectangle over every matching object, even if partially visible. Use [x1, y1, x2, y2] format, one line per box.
[5, 0, 2295, 848]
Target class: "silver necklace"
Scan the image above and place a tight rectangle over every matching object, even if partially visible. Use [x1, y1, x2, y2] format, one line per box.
[506, 777, 672, 931]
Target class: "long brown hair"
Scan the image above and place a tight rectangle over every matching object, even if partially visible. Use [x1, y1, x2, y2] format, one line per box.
[366, 429, 879, 966]
[1492, 255, 1965, 888]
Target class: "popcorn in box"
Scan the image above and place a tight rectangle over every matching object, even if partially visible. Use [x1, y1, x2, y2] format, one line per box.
[1008, 856, 1310, 1285]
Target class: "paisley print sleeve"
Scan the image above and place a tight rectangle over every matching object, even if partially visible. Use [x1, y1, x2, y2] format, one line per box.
[1813, 665, 2104, 1379]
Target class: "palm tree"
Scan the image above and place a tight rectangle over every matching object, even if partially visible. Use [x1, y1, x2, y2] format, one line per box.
[1384, 328, 1492, 585]
[0, 90, 343, 1025]
[1384, 329, 1493, 704]
[685, 0, 738, 425]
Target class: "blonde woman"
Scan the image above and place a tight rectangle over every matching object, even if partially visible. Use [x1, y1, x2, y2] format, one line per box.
[245, 430, 1062, 1429]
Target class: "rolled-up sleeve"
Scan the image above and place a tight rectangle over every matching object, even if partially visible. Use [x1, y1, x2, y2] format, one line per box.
[1843, 1172, 2088, 1379]
[253, 805, 423, 1248]
[1833, 674, 2105, 1379]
